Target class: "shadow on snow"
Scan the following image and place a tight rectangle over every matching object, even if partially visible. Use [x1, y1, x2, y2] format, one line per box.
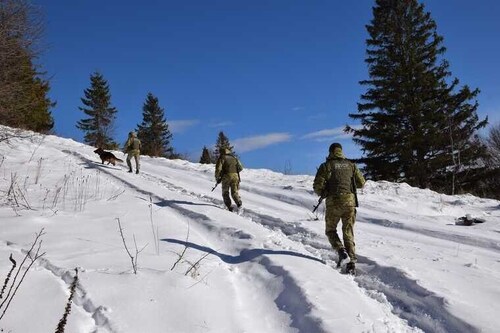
[161, 238, 325, 265]
[356, 257, 480, 333]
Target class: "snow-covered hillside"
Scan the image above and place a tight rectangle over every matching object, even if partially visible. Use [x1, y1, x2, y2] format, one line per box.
[1, 127, 499, 333]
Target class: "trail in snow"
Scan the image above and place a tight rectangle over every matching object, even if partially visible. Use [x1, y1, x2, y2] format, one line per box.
[356, 258, 479, 333]
[358, 215, 500, 253]
[67, 148, 482, 333]
[3, 240, 117, 333]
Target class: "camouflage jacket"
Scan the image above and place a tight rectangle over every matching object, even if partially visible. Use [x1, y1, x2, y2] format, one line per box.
[125, 137, 141, 154]
[215, 154, 243, 181]
[313, 149, 365, 206]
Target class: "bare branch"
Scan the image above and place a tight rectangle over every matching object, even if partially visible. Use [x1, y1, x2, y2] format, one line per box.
[54, 268, 78, 333]
[0, 254, 16, 301]
[185, 250, 213, 277]
[0, 228, 45, 321]
[116, 218, 146, 274]
[171, 222, 190, 271]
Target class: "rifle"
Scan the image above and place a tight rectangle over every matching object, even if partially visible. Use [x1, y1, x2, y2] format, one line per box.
[312, 197, 324, 213]
[211, 178, 221, 192]
[351, 177, 359, 207]
[312, 188, 328, 213]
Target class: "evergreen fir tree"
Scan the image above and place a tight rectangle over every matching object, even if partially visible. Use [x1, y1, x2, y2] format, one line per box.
[199, 146, 212, 164]
[76, 72, 118, 149]
[21, 62, 55, 133]
[214, 131, 235, 161]
[136, 93, 173, 157]
[347, 0, 487, 194]
[0, 0, 54, 133]
[168, 150, 186, 160]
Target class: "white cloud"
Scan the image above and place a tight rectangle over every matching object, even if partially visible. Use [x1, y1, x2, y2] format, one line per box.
[301, 125, 362, 142]
[169, 120, 199, 133]
[209, 121, 234, 128]
[233, 133, 292, 153]
[302, 127, 344, 139]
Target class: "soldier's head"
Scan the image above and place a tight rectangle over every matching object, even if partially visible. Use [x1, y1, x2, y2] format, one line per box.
[221, 147, 230, 155]
[329, 142, 342, 153]
[129, 131, 136, 138]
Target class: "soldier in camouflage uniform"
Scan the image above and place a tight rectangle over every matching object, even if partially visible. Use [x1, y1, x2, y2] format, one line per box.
[215, 148, 243, 211]
[124, 131, 142, 174]
[313, 143, 365, 274]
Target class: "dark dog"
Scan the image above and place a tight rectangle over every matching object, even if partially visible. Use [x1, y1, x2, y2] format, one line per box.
[93, 148, 123, 166]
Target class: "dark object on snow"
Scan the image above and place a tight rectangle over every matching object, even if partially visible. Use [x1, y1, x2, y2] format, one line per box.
[455, 215, 486, 226]
[94, 148, 123, 166]
[346, 262, 356, 275]
[211, 178, 221, 192]
[351, 176, 359, 208]
[312, 193, 325, 213]
[336, 248, 348, 268]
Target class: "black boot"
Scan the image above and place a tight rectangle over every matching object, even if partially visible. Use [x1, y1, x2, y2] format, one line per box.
[336, 248, 348, 268]
[346, 262, 356, 275]
[128, 169, 133, 173]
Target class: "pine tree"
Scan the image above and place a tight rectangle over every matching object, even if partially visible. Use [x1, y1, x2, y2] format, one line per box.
[136, 93, 173, 157]
[76, 72, 118, 149]
[199, 146, 212, 164]
[214, 131, 235, 161]
[0, 0, 55, 133]
[21, 62, 55, 133]
[347, 0, 487, 194]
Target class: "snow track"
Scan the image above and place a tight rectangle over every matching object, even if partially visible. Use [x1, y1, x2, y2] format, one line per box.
[2, 240, 117, 333]
[259, 256, 327, 333]
[356, 259, 479, 333]
[2, 128, 498, 332]
[359, 216, 500, 253]
[69, 150, 483, 333]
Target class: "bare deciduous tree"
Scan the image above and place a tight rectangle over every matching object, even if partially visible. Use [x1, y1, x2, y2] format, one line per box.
[486, 122, 500, 167]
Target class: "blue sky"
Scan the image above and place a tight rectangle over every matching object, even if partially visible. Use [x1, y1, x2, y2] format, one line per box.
[37, 0, 500, 175]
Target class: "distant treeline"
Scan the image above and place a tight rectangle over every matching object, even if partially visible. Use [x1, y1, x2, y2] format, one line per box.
[0, 0, 498, 199]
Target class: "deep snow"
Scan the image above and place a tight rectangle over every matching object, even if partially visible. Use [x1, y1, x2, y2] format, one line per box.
[1, 126, 499, 333]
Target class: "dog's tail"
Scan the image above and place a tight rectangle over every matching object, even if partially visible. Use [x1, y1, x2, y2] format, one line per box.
[115, 158, 124, 162]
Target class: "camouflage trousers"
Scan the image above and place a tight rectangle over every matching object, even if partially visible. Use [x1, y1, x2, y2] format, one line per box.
[221, 173, 242, 209]
[126, 152, 140, 171]
[325, 201, 357, 263]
